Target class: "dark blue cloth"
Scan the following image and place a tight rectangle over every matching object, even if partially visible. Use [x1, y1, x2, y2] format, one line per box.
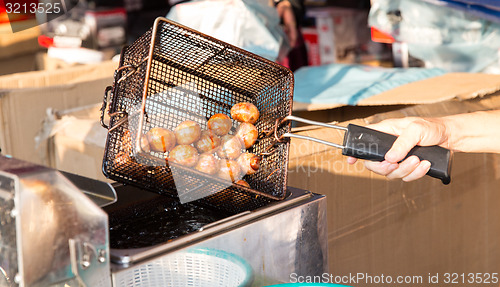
[421, 0, 500, 23]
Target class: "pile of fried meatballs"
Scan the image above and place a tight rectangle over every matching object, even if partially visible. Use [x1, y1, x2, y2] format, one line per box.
[140, 102, 262, 188]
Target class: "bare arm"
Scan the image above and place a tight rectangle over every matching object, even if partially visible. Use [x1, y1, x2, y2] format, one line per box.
[443, 110, 500, 153]
[276, 0, 304, 48]
[347, 110, 500, 181]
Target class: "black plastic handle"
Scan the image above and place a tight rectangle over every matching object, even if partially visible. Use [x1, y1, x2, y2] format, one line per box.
[341, 124, 452, 184]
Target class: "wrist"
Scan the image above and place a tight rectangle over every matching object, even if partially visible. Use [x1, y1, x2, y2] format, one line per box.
[441, 116, 457, 150]
[441, 113, 472, 152]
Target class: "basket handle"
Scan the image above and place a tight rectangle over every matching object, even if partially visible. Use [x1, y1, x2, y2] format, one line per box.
[100, 86, 113, 129]
[276, 115, 452, 185]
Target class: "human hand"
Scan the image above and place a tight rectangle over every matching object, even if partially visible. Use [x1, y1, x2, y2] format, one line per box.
[276, 0, 298, 47]
[347, 117, 451, 182]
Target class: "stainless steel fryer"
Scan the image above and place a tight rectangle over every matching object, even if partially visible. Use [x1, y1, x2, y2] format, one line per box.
[107, 184, 327, 287]
[0, 156, 327, 287]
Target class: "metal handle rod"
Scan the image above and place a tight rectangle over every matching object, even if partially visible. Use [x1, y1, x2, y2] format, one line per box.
[281, 133, 345, 149]
[278, 115, 347, 149]
[284, 115, 348, 131]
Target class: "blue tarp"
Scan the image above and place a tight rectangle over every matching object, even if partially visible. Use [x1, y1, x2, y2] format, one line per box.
[369, 0, 500, 73]
[293, 64, 446, 105]
[430, 0, 500, 9]
[421, 0, 500, 23]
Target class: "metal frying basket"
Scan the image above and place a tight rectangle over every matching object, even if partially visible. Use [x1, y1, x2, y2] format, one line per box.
[100, 17, 294, 213]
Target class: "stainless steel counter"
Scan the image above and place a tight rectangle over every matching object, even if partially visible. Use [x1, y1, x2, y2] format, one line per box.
[0, 155, 328, 287]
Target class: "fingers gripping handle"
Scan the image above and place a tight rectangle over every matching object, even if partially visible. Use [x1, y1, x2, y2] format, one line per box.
[277, 117, 451, 184]
[342, 124, 452, 184]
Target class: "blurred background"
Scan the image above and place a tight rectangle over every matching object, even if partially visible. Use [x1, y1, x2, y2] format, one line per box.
[5, 0, 500, 76]
[0, 0, 379, 75]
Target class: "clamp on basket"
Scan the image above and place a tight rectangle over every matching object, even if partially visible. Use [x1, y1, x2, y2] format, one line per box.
[100, 54, 150, 132]
[99, 86, 129, 132]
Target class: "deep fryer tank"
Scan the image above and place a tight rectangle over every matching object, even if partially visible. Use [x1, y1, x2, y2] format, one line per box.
[106, 185, 328, 286]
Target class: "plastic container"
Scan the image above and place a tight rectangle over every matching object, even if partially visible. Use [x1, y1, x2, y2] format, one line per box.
[115, 248, 253, 287]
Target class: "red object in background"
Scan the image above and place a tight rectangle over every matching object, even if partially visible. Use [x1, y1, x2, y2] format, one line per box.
[0, 0, 6, 22]
[370, 27, 395, 44]
[0, 0, 37, 24]
[85, 7, 127, 17]
[301, 27, 321, 66]
[38, 34, 54, 48]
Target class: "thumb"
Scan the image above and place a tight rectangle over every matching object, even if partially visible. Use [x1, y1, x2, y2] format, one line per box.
[384, 119, 447, 163]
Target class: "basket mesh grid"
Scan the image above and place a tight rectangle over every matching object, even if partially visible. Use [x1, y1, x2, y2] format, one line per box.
[102, 18, 293, 213]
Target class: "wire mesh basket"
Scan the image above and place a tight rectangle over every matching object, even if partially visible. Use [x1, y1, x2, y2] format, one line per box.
[114, 248, 253, 287]
[100, 17, 294, 213]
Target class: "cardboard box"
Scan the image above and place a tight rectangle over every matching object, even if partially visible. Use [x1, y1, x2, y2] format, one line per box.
[293, 72, 500, 112]
[41, 72, 500, 184]
[0, 61, 118, 166]
[0, 22, 40, 60]
[45, 103, 110, 182]
[305, 7, 371, 65]
[34, 52, 80, 71]
[287, 73, 500, 283]
[39, 71, 500, 281]
[0, 52, 38, 76]
[292, 73, 500, 126]
[0, 22, 41, 75]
